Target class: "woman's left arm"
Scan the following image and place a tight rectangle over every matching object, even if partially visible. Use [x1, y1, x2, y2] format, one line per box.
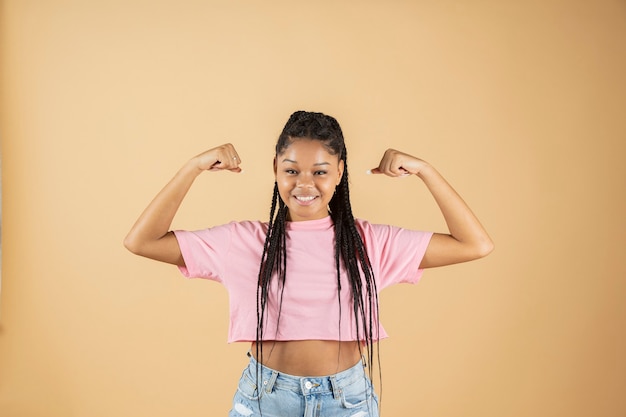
[370, 149, 494, 268]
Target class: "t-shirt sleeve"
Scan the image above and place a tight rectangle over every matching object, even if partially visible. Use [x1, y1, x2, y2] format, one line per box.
[173, 223, 232, 283]
[360, 221, 433, 289]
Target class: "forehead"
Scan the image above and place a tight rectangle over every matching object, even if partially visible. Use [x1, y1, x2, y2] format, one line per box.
[278, 139, 338, 162]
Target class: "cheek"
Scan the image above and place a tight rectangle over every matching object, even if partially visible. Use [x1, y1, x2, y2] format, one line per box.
[276, 178, 291, 197]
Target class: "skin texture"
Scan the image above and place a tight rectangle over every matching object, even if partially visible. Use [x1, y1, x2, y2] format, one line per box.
[124, 139, 493, 375]
[274, 139, 344, 222]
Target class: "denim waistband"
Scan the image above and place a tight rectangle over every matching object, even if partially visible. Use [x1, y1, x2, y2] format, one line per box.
[245, 351, 367, 399]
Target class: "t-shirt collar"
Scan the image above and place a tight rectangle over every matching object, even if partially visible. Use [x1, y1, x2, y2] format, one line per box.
[285, 215, 333, 231]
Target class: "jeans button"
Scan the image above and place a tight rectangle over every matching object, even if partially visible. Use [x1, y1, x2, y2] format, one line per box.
[304, 381, 313, 389]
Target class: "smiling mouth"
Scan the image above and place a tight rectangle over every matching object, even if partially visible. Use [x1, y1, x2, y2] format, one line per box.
[293, 195, 318, 204]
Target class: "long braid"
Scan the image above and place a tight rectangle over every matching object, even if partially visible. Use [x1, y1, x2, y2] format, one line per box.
[331, 162, 382, 408]
[255, 182, 288, 410]
[331, 165, 380, 375]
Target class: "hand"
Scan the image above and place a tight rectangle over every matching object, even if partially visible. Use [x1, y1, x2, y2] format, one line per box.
[193, 143, 242, 173]
[369, 149, 427, 177]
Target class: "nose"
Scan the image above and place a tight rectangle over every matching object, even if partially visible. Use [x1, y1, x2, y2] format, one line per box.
[296, 173, 314, 187]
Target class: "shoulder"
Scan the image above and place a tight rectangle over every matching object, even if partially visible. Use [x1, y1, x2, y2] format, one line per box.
[353, 218, 391, 247]
[354, 218, 432, 245]
[175, 219, 268, 239]
[223, 220, 269, 237]
[354, 218, 395, 235]
[354, 218, 374, 230]
[228, 219, 268, 230]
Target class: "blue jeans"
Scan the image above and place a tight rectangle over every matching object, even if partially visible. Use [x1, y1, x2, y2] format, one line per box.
[229, 353, 379, 417]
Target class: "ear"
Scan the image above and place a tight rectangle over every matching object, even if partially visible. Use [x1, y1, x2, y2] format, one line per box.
[273, 157, 277, 178]
[337, 159, 345, 185]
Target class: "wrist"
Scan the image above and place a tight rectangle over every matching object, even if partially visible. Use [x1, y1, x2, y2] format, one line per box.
[180, 158, 205, 178]
[416, 161, 436, 179]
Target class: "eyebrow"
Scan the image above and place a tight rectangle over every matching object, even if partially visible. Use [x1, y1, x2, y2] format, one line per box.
[281, 159, 330, 166]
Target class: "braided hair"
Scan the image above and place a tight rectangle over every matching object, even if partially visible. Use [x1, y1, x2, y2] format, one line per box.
[255, 110, 381, 392]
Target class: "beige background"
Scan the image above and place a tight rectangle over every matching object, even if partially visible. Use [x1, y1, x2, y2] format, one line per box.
[1, 1, 625, 416]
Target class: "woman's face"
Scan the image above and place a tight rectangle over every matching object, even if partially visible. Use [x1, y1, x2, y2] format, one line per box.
[274, 138, 344, 222]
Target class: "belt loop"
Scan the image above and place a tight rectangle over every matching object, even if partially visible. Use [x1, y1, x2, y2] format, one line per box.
[329, 375, 341, 400]
[264, 370, 278, 393]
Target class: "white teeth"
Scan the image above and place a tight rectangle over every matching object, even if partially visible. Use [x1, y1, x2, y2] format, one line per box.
[295, 196, 316, 201]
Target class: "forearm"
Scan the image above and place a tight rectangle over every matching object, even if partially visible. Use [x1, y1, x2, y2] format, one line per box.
[370, 148, 493, 268]
[418, 164, 494, 265]
[124, 143, 241, 264]
[123, 160, 201, 256]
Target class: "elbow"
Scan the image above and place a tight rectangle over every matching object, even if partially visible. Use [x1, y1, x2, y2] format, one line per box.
[123, 234, 142, 255]
[475, 238, 495, 259]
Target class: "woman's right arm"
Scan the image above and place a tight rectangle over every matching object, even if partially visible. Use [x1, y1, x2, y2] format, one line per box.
[123, 144, 241, 266]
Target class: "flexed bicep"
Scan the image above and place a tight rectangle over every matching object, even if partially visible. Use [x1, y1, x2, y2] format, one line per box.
[124, 143, 243, 267]
[420, 233, 493, 269]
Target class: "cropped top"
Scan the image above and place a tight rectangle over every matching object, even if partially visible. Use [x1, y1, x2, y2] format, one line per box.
[174, 216, 432, 343]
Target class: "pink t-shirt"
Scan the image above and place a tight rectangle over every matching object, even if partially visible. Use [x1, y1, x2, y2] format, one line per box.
[174, 216, 432, 343]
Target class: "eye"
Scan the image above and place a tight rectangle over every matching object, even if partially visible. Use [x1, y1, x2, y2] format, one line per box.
[285, 169, 297, 175]
[314, 170, 327, 175]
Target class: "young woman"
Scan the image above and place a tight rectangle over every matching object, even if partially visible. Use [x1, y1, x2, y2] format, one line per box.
[124, 111, 493, 416]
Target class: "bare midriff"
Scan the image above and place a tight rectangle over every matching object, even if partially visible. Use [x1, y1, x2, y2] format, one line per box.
[250, 340, 363, 376]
